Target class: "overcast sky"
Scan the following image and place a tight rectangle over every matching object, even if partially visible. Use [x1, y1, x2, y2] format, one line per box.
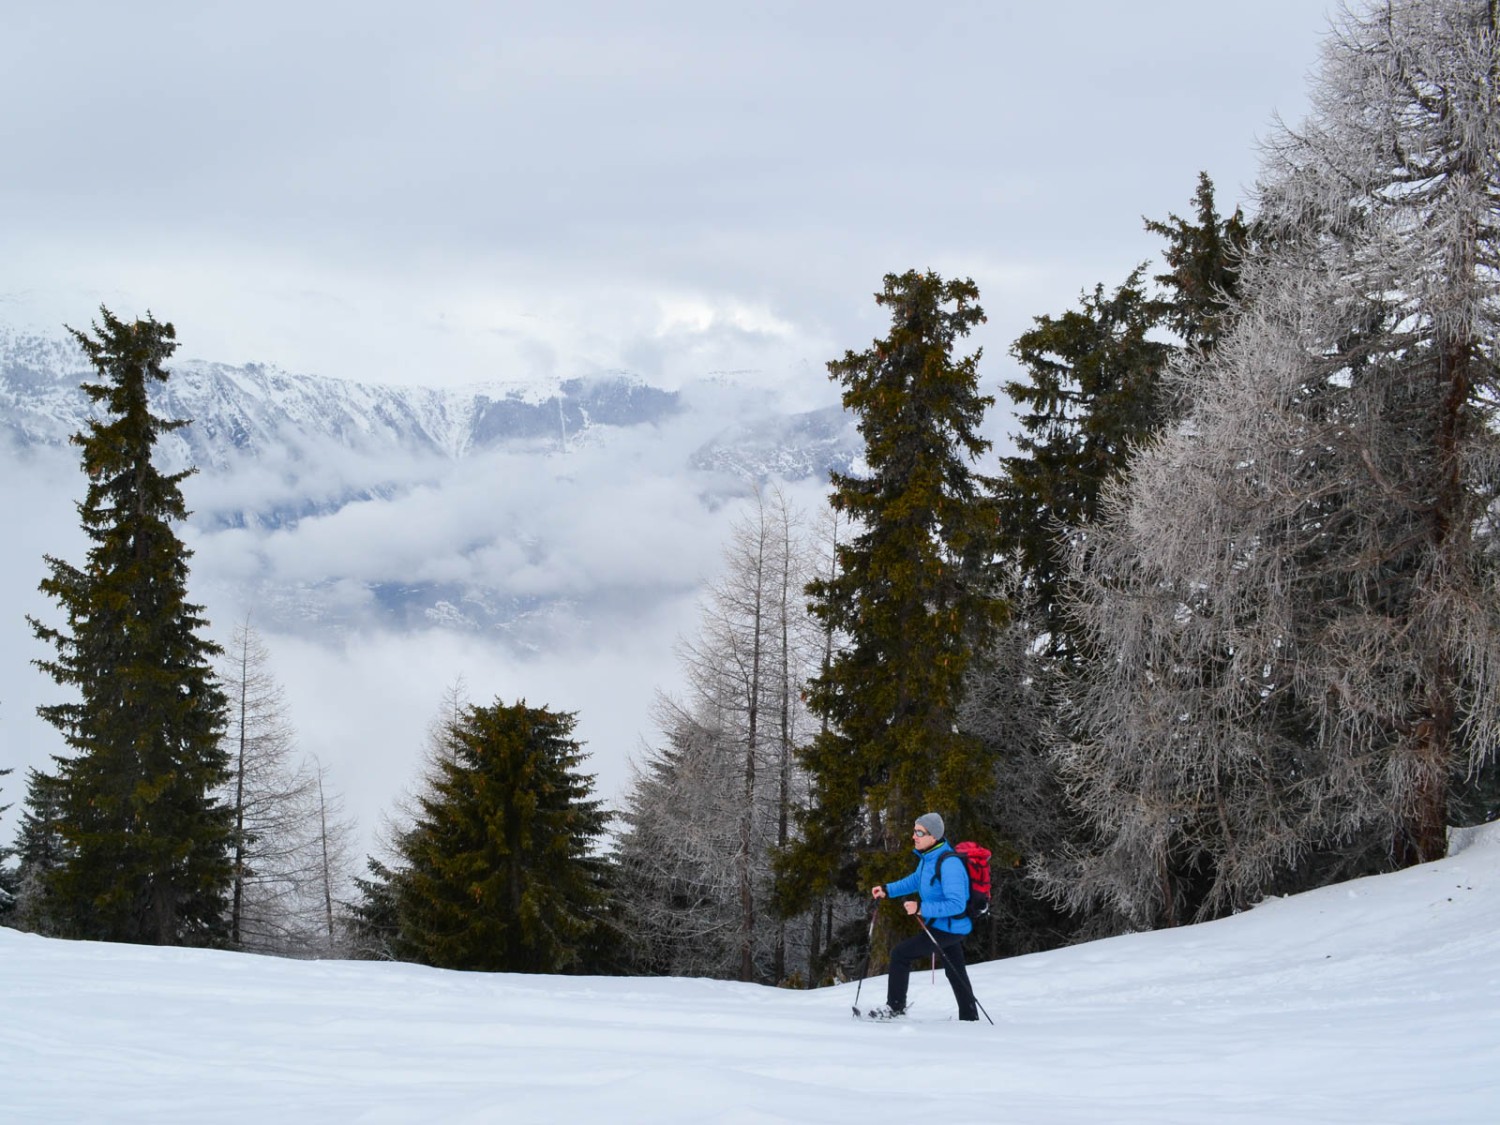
[1, 1, 1329, 396]
[2, 2, 1341, 852]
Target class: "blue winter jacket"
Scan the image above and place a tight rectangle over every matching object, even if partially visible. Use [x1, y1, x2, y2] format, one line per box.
[882, 840, 973, 936]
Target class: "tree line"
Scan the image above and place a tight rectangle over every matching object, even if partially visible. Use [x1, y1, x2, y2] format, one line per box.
[4, 0, 1497, 985]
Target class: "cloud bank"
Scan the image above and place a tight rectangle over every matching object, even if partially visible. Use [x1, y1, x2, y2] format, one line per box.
[1, 377, 838, 859]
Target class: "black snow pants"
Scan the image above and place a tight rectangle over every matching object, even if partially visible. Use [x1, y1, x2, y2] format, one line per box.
[886, 927, 979, 1021]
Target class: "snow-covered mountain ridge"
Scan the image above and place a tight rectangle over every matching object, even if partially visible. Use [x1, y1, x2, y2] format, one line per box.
[1, 325, 856, 638]
[0, 325, 858, 483]
[0, 325, 685, 466]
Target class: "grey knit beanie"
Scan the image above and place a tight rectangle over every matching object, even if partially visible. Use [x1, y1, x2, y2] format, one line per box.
[915, 812, 945, 840]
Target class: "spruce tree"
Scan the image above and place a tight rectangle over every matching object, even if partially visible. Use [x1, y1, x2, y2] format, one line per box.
[1143, 170, 1251, 357]
[27, 308, 231, 945]
[389, 699, 611, 973]
[977, 176, 1249, 945]
[0, 766, 13, 919]
[997, 175, 1247, 666]
[10, 768, 67, 933]
[998, 266, 1173, 663]
[781, 271, 1006, 931]
[345, 857, 403, 960]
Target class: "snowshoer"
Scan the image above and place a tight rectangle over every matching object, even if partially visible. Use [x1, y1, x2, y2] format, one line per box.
[869, 812, 980, 1021]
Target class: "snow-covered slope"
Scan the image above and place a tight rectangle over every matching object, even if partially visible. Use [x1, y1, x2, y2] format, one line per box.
[4, 822, 1496, 1124]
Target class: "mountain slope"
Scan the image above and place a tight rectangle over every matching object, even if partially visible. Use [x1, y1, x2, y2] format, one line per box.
[0, 325, 854, 477]
[1, 325, 858, 638]
[3, 821, 1496, 1123]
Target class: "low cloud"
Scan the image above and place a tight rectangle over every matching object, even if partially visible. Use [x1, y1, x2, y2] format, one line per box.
[2, 391, 838, 858]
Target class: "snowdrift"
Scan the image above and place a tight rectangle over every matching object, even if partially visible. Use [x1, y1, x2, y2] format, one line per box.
[3, 821, 1498, 1123]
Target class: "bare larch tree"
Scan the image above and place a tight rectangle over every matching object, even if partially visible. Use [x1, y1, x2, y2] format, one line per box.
[221, 619, 355, 955]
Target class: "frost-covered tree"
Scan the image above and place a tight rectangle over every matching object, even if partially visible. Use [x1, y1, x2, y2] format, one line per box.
[310, 763, 353, 951]
[614, 706, 742, 977]
[982, 176, 1249, 947]
[1052, 0, 1500, 928]
[954, 588, 1081, 957]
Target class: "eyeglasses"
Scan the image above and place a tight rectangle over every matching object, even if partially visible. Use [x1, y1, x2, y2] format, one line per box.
[912, 828, 930, 838]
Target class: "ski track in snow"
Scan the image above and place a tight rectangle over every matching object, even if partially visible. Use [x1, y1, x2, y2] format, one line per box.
[2, 823, 1498, 1123]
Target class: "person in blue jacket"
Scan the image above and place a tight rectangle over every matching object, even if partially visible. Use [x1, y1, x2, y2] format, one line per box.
[869, 812, 979, 1021]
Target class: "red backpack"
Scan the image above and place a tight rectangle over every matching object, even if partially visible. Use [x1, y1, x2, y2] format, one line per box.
[931, 841, 992, 920]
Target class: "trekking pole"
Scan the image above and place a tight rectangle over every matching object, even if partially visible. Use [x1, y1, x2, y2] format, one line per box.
[850, 903, 879, 1018]
[914, 915, 994, 1025]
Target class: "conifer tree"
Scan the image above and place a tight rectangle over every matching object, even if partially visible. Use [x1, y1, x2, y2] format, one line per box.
[345, 682, 469, 960]
[781, 271, 1006, 929]
[1144, 171, 1252, 357]
[997, 175, 1247, 665]
[388, 699, 611, 973]
[979, 176, 1250, 946]
[999, 266, 1173, 663]
[345, 857, 403, 960]
[27, 308, 231, 945]
[10, 768, 67, 933]
[0, 766, 13, 919]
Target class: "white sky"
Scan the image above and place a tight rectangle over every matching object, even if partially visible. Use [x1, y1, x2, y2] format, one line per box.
[4, 819, 1497, 1123]
[0, 2, 1329, 393]
[2, 2, 1338, 854]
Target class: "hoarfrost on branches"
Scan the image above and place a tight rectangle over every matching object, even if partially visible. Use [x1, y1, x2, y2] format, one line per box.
[1050, 0, 1500, 927]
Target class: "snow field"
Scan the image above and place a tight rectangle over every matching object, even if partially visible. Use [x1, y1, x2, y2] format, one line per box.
[2, 822, 1497, 1123]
